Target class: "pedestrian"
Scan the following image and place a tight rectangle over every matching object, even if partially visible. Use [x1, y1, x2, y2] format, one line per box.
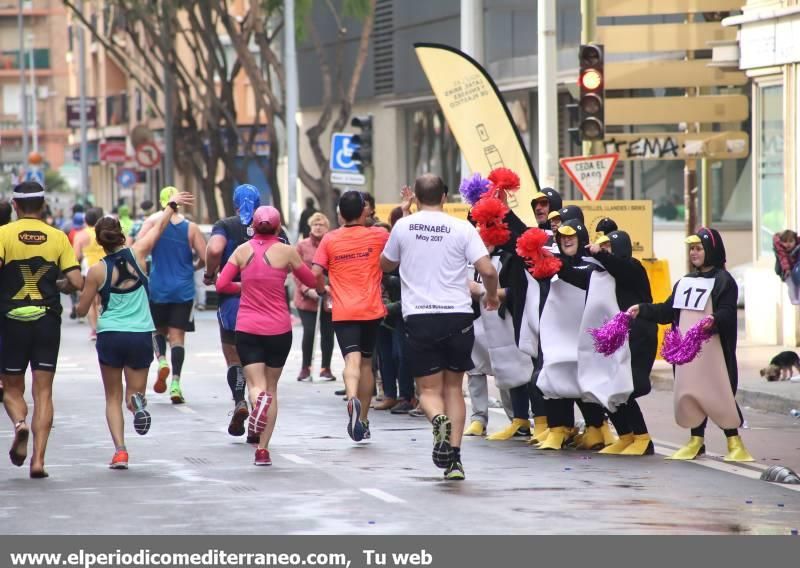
[312, 190, 390, 443]
[298, 197, 318, 239]
[216, 206, 317, 466]
[73, 207, 106, 340]
[204, 184, 260, 439]
[76, 192, 194, 469]
[628, 227, 754, 462]
[117, 203, 133, 237]
[381, 175, 499, 480]
[128, 200, 153, 243]
[294, 212, 337, 383]
[138, 186, 207, 404]
[0, 182, 83, 478]
[773, 229, 800, 305]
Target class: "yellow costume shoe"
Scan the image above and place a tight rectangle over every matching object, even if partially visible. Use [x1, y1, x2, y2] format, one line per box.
[598, 433, 634, 455]
[532, 416, 548, 438]
[723, 435, 755, 462]
[535, 426, 567, 450]
[486, 418, 530, 441]
[600, 421, 617, 446]
[464, 420, 486, 437]
[665, 436, 705, 460]
[578, 426, 605, 450]
[527, 427, 549, 446]
[620, 433, 654, 456]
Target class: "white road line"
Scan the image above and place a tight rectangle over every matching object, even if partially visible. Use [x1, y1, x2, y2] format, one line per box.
[361, 488, 406, 504]
[174, 406, 197, 414]
[281, 454, 312, 465]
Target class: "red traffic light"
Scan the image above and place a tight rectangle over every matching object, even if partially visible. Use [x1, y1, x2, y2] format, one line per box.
[580, 69, 602, 91]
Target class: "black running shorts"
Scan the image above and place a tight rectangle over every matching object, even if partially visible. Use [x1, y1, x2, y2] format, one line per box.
[332, 318, 381, 358]
[96, 331, 154, 369]
[404, 313, 475, 378]
[235, 331, 293, 368]
[150, 301, 195, 331]
[1, 312, 61, 374]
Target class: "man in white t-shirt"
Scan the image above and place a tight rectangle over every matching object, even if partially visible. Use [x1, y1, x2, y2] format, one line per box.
[380, 173, 499, 481]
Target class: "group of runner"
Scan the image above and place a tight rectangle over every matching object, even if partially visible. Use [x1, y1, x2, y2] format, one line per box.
[1, 170, 752, 480]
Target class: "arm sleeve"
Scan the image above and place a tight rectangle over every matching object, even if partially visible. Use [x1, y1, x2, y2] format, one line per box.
[215, 262, 241, 294]
[711, 275, 738, 336]
[211, 219, 227, 238]
[637, 282, 677, 325]
[293, 263, 317, 289]
[312, 236, 330, 269]
[382, 229, 401, 263]
[465, 226, 490, 264]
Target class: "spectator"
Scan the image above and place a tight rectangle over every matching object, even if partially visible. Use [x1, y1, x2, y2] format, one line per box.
[774, 229, 800, 305]
[298, 197, 318, 239]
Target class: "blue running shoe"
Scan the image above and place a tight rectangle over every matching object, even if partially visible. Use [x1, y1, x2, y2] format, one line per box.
[131, 393, 151, 435]
[347, 398, 365, 441]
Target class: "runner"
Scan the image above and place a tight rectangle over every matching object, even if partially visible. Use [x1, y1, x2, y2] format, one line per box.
[381, 175, 499, 480]
[76, 192, 194, 469]
[216, 206, 317, 466]
[73, 207, 106, 340]
[138, 187, 207, 404]
[312, 191, 390, 442]
[0, 182, 83, 478]
[204, 184, 260, 437]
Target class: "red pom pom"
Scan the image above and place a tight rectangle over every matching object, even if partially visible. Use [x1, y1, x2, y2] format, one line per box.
[532, 254, 562, 279]
[471, 195, 509, 225]
[479, 222, 511, 246]
[488, 167, 521, 192]
[515, 228, 548, 260]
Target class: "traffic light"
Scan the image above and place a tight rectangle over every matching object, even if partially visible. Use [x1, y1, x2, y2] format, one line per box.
[578, 44, 605, 141]
[350, 115, 373, 174]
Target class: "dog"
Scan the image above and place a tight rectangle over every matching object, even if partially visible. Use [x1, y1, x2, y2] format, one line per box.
[760, 351, 800, 382]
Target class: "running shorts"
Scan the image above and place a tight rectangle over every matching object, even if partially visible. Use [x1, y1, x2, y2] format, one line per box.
[96, 331, 154, 369]
[404, 313, 475, 378]
[235, 331, 293, 368]
[217, 296, 240, 345]
[150, 301, 195, 331]
[332, 318, 381, 358]
[1, 312, 61, 374]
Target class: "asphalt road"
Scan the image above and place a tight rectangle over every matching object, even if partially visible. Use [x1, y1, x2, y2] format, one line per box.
[1, 312, 799, 535]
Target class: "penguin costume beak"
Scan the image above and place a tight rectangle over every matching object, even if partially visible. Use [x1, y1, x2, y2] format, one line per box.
[557, 225, 577, 236]
[685, 235, 702, 245]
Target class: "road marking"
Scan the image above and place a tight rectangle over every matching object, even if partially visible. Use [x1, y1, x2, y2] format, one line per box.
[361, 488, 406, 504]
[282, 454, 312, 465]
[174, 406, 197, 414]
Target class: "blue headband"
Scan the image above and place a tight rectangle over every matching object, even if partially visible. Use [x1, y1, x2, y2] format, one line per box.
[234, 184, 260, 226]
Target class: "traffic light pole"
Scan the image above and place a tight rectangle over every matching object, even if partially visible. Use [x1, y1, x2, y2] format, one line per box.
[537, 0, 558, 189]
[580, 0, 601, 158]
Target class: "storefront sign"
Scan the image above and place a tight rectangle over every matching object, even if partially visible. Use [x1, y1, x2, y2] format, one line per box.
[563, 199, 654, 259]
[737, 16, 800, 69]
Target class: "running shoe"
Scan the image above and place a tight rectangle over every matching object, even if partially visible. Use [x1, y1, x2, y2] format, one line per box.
[154, 360, 170, 394]
[109, 450, 129, 470]
[319, 368, 337, 382]
[169, 381, 185, 404]
[431, 415, 454, 469]
[69, 307, 77, 320]
[131, 393, 151, 435]
[347, 398, 365, 442]
[249, 392, 273, 435]
[334, 389, 346, 396]
[228, 400, 249, 436]
[297, 367, 312, 382]
[254, 448, 272, 466]
[390, 400, 415, 414]
[444, 460, 465, 481]
[361, 419, 371, 440]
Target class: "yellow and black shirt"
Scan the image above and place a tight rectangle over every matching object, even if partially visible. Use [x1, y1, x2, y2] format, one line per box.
[0, 218, 80, 317]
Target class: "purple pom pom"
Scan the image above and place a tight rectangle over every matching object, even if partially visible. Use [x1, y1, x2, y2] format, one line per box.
[589, 312, 632, 356]
[661, 316, 714, 365]
[459, 173, 491, 205]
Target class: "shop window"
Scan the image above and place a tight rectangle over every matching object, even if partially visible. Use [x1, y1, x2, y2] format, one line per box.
[757, 83, 784, 256]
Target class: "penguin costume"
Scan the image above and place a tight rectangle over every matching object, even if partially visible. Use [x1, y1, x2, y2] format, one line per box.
[634, 228, 754, 462]
[590, 231, 658, 456]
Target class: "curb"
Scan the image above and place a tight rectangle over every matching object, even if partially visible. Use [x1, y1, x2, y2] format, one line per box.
[651, 370, 800, 416]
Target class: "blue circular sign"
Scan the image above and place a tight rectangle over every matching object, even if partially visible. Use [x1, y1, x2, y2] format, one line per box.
[117, 169, 137, 189]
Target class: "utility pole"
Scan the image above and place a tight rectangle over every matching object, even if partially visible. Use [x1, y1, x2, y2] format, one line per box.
[460, 0, 484, 179]
[27, 32, 38, 154]
[78, 25, 89, 198]
[18, 0, 28, 165]
[537, 0, 558, 189]
[162, 1, 175, 187]
[580, 0, 600, 157]
[285, 0, 299, 235]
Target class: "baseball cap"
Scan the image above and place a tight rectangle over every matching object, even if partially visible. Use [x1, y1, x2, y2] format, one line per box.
[253, 206, 281, 233]
[159, 186, 178, 208]
[72, 212, 85, 228]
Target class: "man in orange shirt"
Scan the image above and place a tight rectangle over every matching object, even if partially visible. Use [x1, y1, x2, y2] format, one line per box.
[312, 191, 389, 442]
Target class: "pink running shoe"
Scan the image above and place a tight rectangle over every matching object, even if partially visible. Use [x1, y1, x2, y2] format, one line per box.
[248, 392, 273, 435]
[254, 448, 272, 466]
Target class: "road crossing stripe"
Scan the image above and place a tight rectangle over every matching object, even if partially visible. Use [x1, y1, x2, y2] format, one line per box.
[361, 488, 406, 503]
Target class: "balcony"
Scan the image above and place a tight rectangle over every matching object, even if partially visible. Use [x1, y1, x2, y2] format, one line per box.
[105, 93, 129, 126]
[0, 49, 50, 77]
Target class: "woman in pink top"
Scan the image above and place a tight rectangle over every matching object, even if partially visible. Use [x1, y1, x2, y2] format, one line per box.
[216, 206, 316, 466]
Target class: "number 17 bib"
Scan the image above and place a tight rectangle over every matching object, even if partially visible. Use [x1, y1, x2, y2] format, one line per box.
[673, 277, 714, 312]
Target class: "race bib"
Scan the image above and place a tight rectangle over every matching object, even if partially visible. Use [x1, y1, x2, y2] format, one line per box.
[673, 277, 714, 311]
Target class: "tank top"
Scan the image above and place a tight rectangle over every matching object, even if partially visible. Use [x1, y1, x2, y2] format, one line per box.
[149, 219, 195, 303]
[83, 227, 106, 267]
[236, 236, 291, 336]
[97, 248, 155, 333]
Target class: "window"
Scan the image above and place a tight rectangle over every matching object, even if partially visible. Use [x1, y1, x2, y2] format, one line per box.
[406, 106, 461, 196]
[756, 82, 784, 256]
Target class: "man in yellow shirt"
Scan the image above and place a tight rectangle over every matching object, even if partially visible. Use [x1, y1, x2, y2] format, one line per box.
[73, 207, 105, 339]
[0, 182, 83, 478]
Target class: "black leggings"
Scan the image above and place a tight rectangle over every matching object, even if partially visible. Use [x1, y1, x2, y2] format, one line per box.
[298, 308, 333, 369]
[608, 398, 648, 436]
[509, 366, 547, 420]
[544, 399, 605, 429]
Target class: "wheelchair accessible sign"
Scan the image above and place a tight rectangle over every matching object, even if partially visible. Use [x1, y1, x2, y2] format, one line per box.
[330, 133, 365, 186]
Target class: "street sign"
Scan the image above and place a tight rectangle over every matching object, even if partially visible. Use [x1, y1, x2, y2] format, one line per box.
[330, 133, 360, 173]
[559, 153, 619, 201]
[602, 131, 749, 161]
[65, 97, 98, 129]
[605, 60, 746, 89]
[135, 142, 162, 169]
[117, 168, 137, 189]
[597, 22, 736, 53]
[99, 141, 127, 163]
[605, 95, 749, 126]
[24, 168, 45, 186]
[331, 171, 366, 186]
